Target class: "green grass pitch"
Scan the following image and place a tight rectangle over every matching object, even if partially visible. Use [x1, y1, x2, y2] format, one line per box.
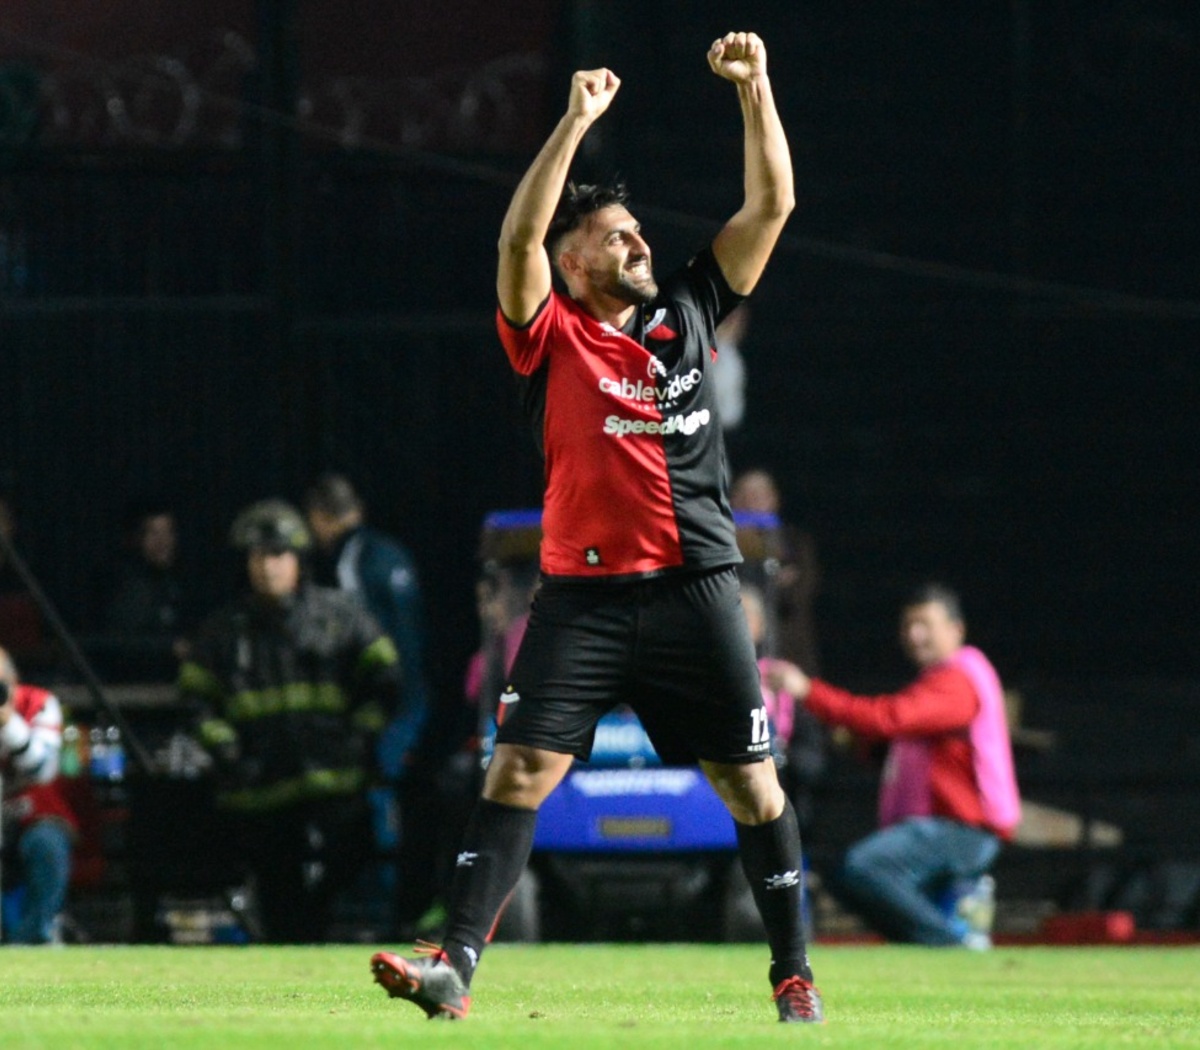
[3, 943, 1198, 1048]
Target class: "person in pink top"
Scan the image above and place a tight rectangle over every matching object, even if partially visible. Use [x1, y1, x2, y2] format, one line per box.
[765, 583, 1020, 947]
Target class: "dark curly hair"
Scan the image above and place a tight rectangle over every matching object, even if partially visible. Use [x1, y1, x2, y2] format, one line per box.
[546, 180, 630, 257]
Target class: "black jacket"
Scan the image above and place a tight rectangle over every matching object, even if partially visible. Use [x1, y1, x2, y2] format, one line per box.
[178, 583, 401, 811]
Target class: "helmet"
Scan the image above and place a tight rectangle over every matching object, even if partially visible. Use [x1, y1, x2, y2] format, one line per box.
[229, 499, 312, 553]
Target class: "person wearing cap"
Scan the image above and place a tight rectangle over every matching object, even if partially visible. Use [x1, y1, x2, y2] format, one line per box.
[177, 499, 403, 943]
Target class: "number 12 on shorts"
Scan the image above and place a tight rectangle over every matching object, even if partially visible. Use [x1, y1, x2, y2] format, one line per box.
[751, 705, 771, 748]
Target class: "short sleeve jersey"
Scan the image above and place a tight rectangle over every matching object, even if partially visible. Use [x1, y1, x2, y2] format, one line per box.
[497, 247, 745, 580]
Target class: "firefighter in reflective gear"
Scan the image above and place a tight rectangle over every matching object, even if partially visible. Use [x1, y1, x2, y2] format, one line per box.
[178, 499, 401, 942]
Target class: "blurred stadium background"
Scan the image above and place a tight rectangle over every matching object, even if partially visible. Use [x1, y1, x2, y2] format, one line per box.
[2, 1, 1198, 938]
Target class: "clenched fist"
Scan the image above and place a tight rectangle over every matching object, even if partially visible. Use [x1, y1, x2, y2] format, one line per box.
[568, 67, 622, 121]
[708, 31, 767, 83]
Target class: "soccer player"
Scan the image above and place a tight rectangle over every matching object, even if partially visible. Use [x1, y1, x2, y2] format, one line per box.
[371, 31, 823, 1023]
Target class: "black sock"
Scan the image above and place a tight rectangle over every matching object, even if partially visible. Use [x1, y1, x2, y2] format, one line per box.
[735, 797, 814, 986]
[441, 798, 538, 986]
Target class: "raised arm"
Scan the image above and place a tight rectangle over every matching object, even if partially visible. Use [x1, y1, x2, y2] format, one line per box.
[707, 32, 795, 295]
[497, 68, 621, 325]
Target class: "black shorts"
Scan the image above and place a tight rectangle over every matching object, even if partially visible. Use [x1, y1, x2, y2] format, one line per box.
[495, 565, 771, 765]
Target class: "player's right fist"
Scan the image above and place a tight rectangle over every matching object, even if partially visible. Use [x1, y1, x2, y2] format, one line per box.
[569, 68, 621, 121]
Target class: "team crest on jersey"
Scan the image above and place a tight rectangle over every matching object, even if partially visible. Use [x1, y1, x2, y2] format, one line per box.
[644, 308, 677, 341]
[585, 547, 602, 566]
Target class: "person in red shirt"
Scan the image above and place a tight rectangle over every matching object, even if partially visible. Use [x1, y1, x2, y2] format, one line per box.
[0, 646, 77, 944]
[766, 583, 1021, 947]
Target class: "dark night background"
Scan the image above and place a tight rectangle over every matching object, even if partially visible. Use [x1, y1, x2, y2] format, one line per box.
[2, 1, 1199, 773]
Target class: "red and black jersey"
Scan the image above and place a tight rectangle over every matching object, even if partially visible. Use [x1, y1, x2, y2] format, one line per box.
[497, 247, 745, 580]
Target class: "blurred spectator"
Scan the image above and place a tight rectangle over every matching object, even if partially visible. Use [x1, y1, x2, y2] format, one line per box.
[302, 474, 434, 934]
[1, 646, 77, 944]
[96, 499, 194, 680]
[467, 564, 538, 728]
[178, 499, 401, 943]
[766, 582, 1020, 948]
[730, 468, 822, 673]
[739, 583, 826, 837]
[303, 474, 430, 781]
[0, 495, 55, 676]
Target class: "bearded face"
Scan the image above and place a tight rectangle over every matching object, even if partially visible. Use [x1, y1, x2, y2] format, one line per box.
[566, 206, 659, 305]
[586, 250, 658, 305]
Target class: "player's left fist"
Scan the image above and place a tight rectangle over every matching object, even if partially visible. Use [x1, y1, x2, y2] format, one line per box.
[707, 31, 767, 83]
